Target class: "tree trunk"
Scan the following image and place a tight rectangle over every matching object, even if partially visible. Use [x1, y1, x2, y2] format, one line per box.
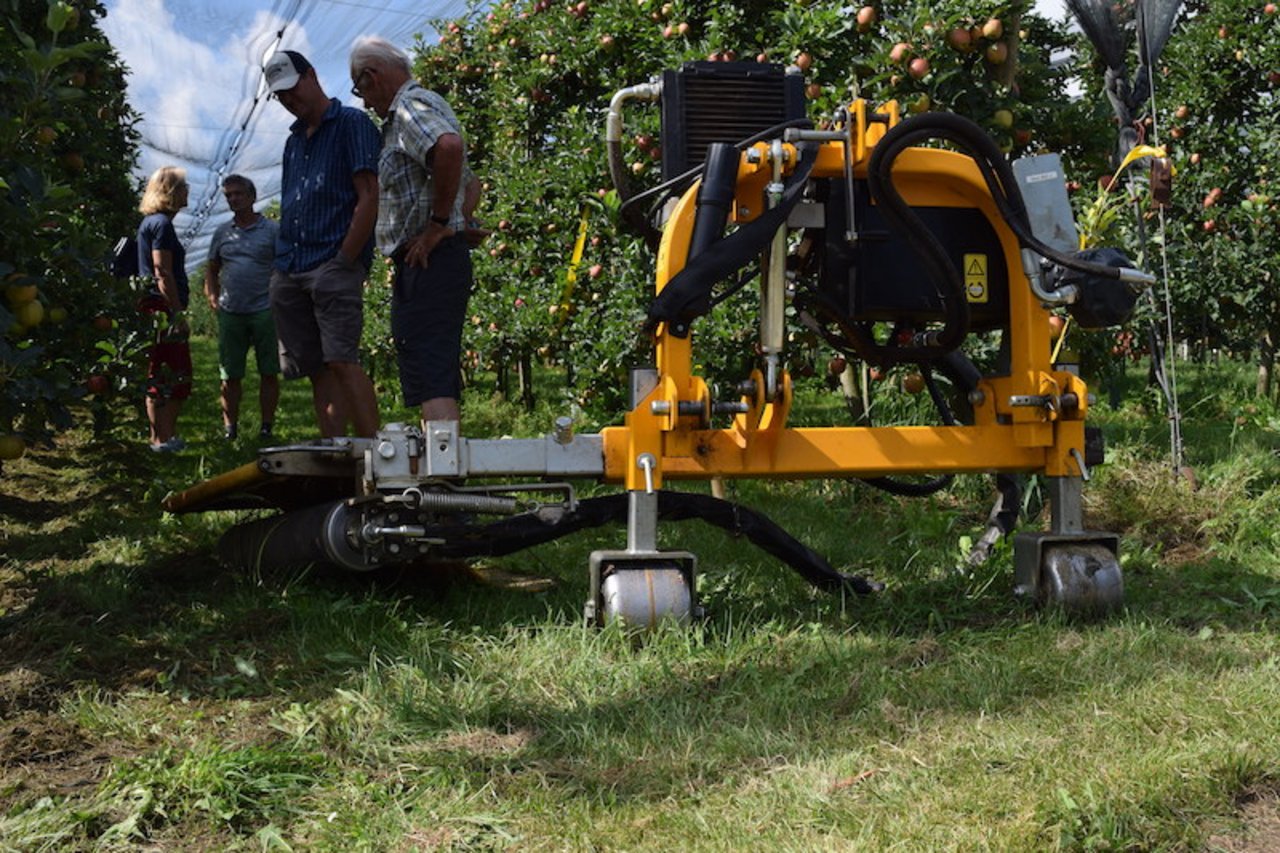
[1259, 331, 1276, 399]
[496, 343, 510, 400]
[518, 351, 535, 411]
[839, 363, 868, 424]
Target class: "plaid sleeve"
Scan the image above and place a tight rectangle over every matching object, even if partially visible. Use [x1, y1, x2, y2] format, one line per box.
[397, 96, 462, 166]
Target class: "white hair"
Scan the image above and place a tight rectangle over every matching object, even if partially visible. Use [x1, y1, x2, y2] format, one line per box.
[350, 36, 411, 79]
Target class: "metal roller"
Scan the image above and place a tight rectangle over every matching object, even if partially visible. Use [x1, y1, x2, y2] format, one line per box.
[217, 501, 374, 573]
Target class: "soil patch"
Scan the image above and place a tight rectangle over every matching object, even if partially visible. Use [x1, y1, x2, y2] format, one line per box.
[1207, 789, 1280, 852]
[0, 712, 116, 806]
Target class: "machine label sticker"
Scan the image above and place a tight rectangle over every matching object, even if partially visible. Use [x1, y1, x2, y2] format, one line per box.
[964, 253, 989, 303]
[1025, 170, 1060, 184]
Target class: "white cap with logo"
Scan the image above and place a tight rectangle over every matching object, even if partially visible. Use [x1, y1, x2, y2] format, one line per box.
[264, 50, 312, 93]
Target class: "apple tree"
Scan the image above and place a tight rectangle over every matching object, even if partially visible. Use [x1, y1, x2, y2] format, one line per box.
[1, 0, 142, 463]
[1151, 0, 1280, 393]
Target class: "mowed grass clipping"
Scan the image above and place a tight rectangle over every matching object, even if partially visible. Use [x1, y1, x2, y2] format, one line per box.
[3, 345, 1280, 850]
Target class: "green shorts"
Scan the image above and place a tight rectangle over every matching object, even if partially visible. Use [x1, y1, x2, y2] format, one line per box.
[217, 308, 281, 381]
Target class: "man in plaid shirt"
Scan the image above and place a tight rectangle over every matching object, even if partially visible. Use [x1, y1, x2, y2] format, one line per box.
[349, 36, 478, 426]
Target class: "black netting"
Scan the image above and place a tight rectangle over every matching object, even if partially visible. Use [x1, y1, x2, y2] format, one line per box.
[102, 0, 458, 270]
[1066, 0, 1184, 122]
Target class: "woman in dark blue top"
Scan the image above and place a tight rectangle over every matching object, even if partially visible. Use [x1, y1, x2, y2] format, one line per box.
[136, 166, 192, 452]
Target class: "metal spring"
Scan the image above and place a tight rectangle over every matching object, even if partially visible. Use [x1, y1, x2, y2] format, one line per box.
[411, 490, 521, 515]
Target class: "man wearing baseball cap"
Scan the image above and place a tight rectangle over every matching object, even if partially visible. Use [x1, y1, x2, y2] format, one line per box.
[263, 49, 381, 438]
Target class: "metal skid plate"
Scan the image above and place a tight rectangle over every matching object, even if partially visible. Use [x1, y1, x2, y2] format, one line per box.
[1013, 531, 1123, 613]
[586, 550, 698, 630]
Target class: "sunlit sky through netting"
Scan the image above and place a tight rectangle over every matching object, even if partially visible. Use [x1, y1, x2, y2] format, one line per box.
[102, 0, 1072, 274]
[101, 0, 461, 270]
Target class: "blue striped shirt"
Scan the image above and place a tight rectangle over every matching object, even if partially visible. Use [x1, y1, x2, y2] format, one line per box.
[275, 98, 380, 273]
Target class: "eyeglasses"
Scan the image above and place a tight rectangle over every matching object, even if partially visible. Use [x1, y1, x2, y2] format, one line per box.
[350, 68, 372, 97]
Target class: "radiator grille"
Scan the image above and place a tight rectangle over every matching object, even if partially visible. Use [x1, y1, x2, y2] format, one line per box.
[661, 62, 805, 181]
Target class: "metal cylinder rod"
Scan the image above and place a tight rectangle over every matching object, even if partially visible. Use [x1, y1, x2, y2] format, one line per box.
[761, 139, 788, 398]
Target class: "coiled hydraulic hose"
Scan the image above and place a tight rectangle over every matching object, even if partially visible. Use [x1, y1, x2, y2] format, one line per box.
[871, 112, 1153, 287]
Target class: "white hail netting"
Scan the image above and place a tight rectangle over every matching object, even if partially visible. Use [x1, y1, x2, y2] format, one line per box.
[100, 0, 466, 272]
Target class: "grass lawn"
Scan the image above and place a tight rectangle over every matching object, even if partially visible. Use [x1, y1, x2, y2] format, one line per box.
[3, 338, 1280, 850]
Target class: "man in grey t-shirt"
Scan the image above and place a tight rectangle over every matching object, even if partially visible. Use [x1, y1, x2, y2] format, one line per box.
[204, 174, 281, 440]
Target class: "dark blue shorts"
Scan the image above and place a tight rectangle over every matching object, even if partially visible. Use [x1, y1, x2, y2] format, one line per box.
[392, 236, 473, 406]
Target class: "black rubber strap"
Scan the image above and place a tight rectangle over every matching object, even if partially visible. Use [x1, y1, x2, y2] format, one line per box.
[644, 142, 819, 338]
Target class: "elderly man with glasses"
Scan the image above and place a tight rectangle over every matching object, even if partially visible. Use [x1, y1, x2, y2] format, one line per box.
[348, 36, 479, 427]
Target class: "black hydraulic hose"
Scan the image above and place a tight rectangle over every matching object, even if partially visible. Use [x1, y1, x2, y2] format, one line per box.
[618, 117, 815, 224]
[876, 112, 1138, 284]
[644, 142, 819, 336]
[688, 143, 740, 257]
[219, 492, 883, 597]
[453, 491, 881, 594]
[867, 121, 971, 356]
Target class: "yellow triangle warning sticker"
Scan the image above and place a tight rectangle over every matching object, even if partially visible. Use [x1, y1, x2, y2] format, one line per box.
[963, 253, 988, 304]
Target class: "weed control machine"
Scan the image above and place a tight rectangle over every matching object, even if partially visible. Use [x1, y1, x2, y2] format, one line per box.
[166, 63, 1154, 627]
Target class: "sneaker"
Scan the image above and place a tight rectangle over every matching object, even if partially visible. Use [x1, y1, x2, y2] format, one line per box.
[258, 422, 273, 439]
[149, 436, 186, 453]
[224, 423, 239, 440]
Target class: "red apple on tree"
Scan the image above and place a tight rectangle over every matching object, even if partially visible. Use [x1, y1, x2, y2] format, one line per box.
[856, 5, 876, 31]
[947, 27, 972, 52]
[908, 57, 930, 79]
